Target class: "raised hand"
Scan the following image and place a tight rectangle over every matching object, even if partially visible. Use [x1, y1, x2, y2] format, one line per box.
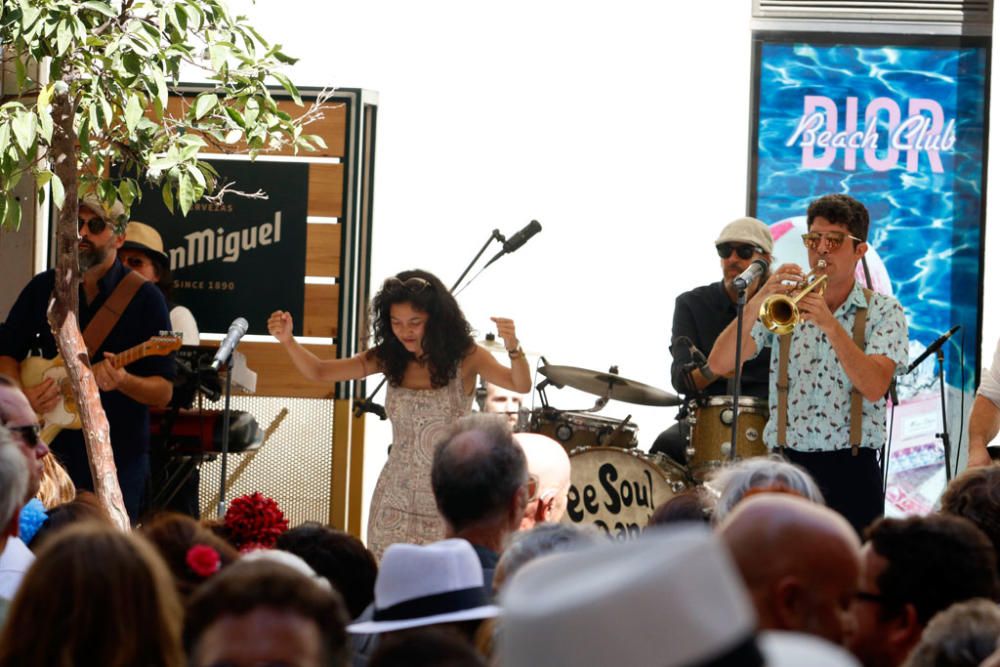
[490, 316, 519, 351]
[268, 310, 294, 344]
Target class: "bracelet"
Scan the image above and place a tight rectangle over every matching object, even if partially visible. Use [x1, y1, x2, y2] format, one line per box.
[699, 363, 718, 382]
[507, 344, 525, 360]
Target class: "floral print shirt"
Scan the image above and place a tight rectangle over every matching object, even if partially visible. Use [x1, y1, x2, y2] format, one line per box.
[750, 281, 909, 452]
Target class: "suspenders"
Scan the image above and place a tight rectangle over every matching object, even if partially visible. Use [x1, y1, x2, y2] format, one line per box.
[776, 288, 873, 455]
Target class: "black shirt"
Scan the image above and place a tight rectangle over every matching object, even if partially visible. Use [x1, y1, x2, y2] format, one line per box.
[0, 259, 175, 518]
[670, 281, 770, 400]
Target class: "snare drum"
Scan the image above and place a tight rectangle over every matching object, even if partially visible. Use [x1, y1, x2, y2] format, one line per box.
[562, 446, 689, 539]
[686, 396, 769, 480]
[530, 408, 638, 450]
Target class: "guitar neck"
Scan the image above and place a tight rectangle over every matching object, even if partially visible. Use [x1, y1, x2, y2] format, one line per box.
[108, 341, 150, 369]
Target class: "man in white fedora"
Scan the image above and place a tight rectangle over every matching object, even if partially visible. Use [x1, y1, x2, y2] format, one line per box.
[348, 538, 498, 656]
[500, 524, 860, 666]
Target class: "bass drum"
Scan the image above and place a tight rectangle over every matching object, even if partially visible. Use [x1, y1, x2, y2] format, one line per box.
[562, 447, 689, 539]
[529, 408, 638, 450]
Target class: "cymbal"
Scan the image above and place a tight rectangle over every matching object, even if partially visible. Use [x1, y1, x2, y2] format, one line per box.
[538, 365, 681, 407]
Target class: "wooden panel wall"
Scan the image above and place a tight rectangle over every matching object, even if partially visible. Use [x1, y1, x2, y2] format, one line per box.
[164, 92, 347, 399]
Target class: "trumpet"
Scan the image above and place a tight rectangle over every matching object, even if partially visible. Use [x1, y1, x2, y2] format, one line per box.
[758, 260, 828, 335]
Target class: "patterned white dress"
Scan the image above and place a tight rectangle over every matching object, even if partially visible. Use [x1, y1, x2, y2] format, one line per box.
[366, 372, 472, 560]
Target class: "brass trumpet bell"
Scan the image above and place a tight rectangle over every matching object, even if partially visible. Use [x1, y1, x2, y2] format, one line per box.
[759, 262, 829, 335]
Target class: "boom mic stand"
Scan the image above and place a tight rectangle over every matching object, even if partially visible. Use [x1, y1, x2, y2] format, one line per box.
[353, 228, 509, 419]
[728, 286, 748, 461]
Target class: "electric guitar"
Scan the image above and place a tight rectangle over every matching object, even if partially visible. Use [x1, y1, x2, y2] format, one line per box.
[20, 332, 182, 444]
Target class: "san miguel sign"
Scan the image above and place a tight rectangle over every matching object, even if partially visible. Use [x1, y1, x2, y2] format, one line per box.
[130, 159, 309, 336]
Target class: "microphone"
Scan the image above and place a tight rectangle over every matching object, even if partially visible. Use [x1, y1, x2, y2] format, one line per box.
[906, 325, 960, 374]
[733, 259, 769, 291]
[484, 220, 542, 267]
[211, 317, 249, 371]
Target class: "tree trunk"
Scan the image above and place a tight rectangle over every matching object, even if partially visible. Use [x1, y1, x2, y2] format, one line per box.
[49, 79, 129, 531]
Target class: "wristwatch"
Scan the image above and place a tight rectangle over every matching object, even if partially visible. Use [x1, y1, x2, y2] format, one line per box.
[508, 344, 525, 360]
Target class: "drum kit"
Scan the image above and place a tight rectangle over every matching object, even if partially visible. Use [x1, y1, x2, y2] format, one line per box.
[516, 363, 769, 537]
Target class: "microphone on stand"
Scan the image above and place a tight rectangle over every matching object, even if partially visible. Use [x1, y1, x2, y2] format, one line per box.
[211, 318, 249, 371]
[906, 325, 960, 374]
[733, 259, 769, 291]
[484, 220, 542, 268]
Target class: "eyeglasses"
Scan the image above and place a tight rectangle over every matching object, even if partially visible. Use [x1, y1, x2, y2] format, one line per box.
[9, 424, 42, 449]
[716, 243, 762, 260]
[525, 473, 539, 503]
[801, 231, 862, 251]
[78, 216, 108, 235]
[383, 276, 431, 294]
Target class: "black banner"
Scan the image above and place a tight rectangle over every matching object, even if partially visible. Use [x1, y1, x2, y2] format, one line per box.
[130, 160, 309, 336]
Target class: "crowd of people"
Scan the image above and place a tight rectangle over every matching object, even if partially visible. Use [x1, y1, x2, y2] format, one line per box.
[2, 188, 1000, 665]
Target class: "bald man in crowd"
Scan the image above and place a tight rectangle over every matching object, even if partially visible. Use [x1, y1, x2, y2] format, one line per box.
[718, 493, 860, 646]
[513, 433, 571, 530]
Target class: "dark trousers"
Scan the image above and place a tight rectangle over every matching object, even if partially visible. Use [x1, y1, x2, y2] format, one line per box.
[780, 447, 884, 537]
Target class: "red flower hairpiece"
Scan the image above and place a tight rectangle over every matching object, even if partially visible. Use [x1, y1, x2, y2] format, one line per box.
[223, 492, 289, 551]
[186, 544, 221, 578]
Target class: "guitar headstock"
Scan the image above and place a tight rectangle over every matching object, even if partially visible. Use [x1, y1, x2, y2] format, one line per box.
[146, 332, 183, 356]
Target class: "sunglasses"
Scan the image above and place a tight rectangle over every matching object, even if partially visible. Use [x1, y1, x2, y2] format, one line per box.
[9, 424, 42, 449]
[383, 276, 431, 294]
[716, 243, 762, 260]
[78, 216, 109, 235]
[801, 231, 862, 251]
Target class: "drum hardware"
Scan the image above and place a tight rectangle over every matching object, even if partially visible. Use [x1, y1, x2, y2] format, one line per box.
[685, 396, 769, 481]
[759, 259, 829, 335]
[530, 407, 639, 450]
[538, 364, 681, 407]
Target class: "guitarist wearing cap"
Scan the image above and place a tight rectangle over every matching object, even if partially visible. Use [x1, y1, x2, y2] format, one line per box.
[0, 196, 175, 521]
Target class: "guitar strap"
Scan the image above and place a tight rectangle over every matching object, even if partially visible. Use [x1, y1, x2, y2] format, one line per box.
[82, 270, 147, 358]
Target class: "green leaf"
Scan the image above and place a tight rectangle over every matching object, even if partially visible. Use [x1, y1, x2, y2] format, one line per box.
[14, 58, 27, 91]
[270, 71, 302, 106]
[35, 170, 52, 187]
[305, 134, 327, 150]
[223, 128, 242, 144]
[11, 111, 36, 154]
[38, 112, 52, 144]
[151, 68, 168, 111]
[0, 123, 10, 153]
[118, 179, 137, 207]
[177, 172, 195, 216]
[55, 19, 73, 55]
[0, 197, 8, 229]
[50, 174, 65, 209]
[5, 195, 22, 230]
[161, 179, 175, 214]
[224, 106, 246, 129]
[124, 94, 143, 133]
[82, 1, 118, 19]
[194, 93, 218, 120]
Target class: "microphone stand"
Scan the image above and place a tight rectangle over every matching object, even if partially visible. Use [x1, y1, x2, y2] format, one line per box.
[215, 354, 235, 519]
[934, 345, 953, 482]
[353, 228, 508, 420]
[729, 286, 748, 461]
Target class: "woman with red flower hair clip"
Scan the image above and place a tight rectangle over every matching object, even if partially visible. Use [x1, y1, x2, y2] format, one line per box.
[140, 512, 239, 602]
[269, 269, 531, 558]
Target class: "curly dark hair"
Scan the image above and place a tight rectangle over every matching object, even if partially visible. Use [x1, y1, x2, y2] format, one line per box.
[370, 269, 473, 389]
[941, 467, 1000, 577]
[807, 193, 870, 244]
[866, 515, 999, 625]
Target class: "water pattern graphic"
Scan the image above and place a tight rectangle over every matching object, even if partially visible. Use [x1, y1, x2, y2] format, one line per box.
[754, 40, 987, 391]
